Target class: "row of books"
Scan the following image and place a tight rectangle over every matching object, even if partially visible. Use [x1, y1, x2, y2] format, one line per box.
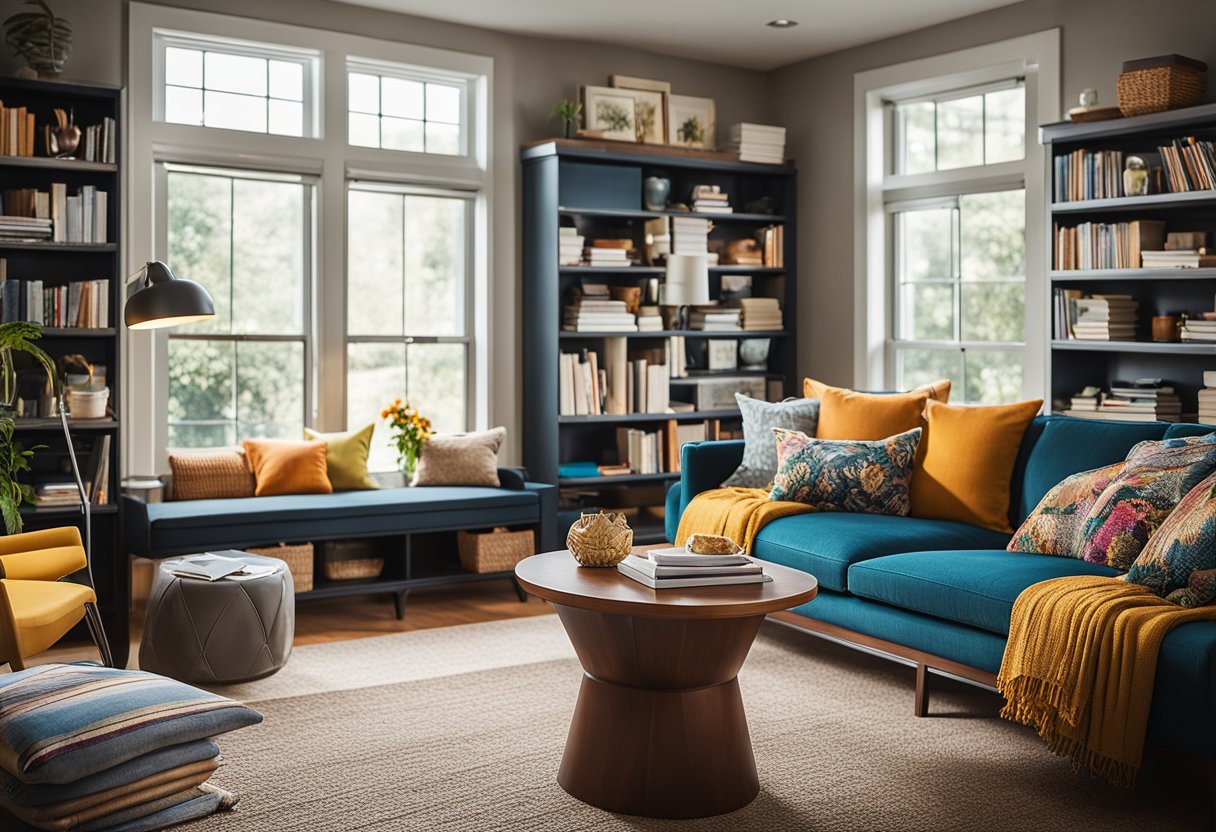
[557, 421, 710, 479]
[0, 183, 109, 243]
[0, 103, 36, 157]
[1157, 136, 1216, 193]
[1201, 371, 1216, 425]
[1065, 380, 1181, 423]
[559, 345, 671, 415]
[1052, 220, 1163, 271]
[1053, 149, 1127, 202]
[725, 123, 786, 165]
[618, 546, 772, 589]
[34, 435, 111, 507]
[1052, 290, 1138, 340]
[74, 117, 118, 165]
[0, 276, 110, 328]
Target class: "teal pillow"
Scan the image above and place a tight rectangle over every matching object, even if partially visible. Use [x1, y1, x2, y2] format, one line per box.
[722, 395, 819, 489]
[768, 427, 920, 515]
[0, 665, 261, 785]
[1126, 470, 1216, 607]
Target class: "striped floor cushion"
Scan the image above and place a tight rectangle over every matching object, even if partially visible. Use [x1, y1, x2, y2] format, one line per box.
[0, 665, 261, 785]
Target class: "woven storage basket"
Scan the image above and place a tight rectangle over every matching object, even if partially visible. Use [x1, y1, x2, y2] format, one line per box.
[457, 527, 535, 573]
[246, 543, 314, 593]
[322, 539, 384, 581]
[1117, 56, 1206, 117]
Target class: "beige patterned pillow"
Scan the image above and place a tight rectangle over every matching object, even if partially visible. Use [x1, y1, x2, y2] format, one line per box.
[169, 448, 256, 501]
[413, 427, 506, 487]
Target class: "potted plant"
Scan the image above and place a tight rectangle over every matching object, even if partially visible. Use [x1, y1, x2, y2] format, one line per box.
[552, 98, 582, 139]
[0, 323, 55, 534]
[4, 0, 71, 79]
[381, 398, 434, 480]
[0, 416, 38, 535]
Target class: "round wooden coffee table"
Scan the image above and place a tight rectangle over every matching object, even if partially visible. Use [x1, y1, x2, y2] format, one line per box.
[515, 549, 818, 819]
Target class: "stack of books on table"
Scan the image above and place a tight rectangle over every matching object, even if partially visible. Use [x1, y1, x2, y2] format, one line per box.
[690, 184, 732, 214]
[670, 217, 710, 255]
[1142, 249, 1216, 269]
[1071, 294, 1138, 340]
[726, 123, 787, 165]
[1065, 380, 1180, 422]
[562, 298, 636, 332]
[689, 306, 742, 331]
[559, 227, 585, 265]
[618, 547, 772, 589]
[729, 297, 782, 331]
[586, 239, 632, 268]
[1182, 316, 1216, 342]
[1200, 371, 1216, 425]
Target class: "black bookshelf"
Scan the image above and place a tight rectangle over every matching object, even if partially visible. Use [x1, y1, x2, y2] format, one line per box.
[0, 77, 125, 664]
[521, 139, 797, 545]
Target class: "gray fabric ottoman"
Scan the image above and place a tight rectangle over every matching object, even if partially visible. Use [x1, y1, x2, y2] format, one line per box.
[140, 552, 295, 684]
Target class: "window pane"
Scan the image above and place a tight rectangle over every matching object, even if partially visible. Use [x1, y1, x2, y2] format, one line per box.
[235, 341, 304, 438]
[962, 283, 1024, 342]
[269, 60, 303, 101]
[204, 51, 267, 96]
[348, 72, 379, 114]
[901, 284, 954, 341]
[168, 339, 235, 449]
[960, 190, 1024, 281]
[167, 171, 232, 333]
[381, 116, 424, 153]
[965, 350, 1023, 404]
[268, 99, 303, 137]
[405, 195, 466, 336]
[348, 112, 379, 147]
[898, 348, 963, 393]
[898, 101, 935, 175]
[231, 178, 306, 335]
[381, 77, 423, 120]
[936, 95, 983, 170]
[348, 190, 405, 336]
[165, 86, 203, 126]
[425, 122, 460, 155]
[899, 207, 953, 280]
[347, 342, 406, 472]
[409, 343, 466, 434]
[985, 87, 1025, 164]
[203, 90, 268, 133]
[165, 47, 202, 88]
[425, 83, 461, 124]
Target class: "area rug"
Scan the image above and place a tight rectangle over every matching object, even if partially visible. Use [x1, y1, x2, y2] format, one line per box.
[188, 616, 1207, 831]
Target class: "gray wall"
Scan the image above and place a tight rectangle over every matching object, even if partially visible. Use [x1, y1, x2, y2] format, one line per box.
[768, 0, 1216, 386]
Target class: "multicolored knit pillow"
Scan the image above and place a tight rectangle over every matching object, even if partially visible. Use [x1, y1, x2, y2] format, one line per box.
[1125, 470, 1216, 607]
[1075, 433, 1216, 569]
[1007, 462, 1125, 556]
[768, 427, 921, 515]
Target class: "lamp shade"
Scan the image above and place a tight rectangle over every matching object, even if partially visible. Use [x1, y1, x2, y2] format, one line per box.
[124, 261, 215, 330]
[661, 254, 710, 306]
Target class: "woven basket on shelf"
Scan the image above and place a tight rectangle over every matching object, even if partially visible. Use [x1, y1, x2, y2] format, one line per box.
[322, 539, 384, 581]
[246, 542, 314, 593]
[457, 527, 535, 574]
[1117, 55, 1206, 117]
[566, 511, 633, 567]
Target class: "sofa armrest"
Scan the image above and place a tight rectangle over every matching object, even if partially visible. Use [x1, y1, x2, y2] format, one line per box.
[520, 481, 558, 553]
[497, 467, 528, 490]
[676, 440, 745, 522]
[122, 495, 153, 558]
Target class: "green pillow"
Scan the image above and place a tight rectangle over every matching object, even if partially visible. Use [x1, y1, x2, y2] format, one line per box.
[304, 424, 378, 491]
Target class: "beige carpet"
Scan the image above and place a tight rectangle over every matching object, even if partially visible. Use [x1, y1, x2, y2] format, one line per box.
[191, 616, 1207, 832]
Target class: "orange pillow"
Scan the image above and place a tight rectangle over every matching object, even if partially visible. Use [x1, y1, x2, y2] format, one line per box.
[803, 377, 952, 441]
[909, 398, 1043, 533]
[241, 439, 333, 497]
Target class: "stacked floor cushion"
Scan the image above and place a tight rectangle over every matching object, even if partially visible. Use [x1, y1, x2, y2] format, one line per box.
[0, 664, 262, 831]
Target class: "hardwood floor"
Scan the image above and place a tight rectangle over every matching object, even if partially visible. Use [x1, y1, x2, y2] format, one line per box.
[38, 578, 555, 668]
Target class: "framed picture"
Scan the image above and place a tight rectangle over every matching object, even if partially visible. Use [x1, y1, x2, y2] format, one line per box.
[667, 94, 716, 149]
[609, 75, 672, 94]
[627, 89, 666, 144]
[582, 85, 638, 142]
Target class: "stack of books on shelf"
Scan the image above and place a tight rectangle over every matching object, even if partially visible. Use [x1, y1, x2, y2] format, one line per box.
[757, 224, 784, 267]
[1064, 381, 1181, 422]
[729, 297, 782, 331]
[689, 306, 742, 332]
[0, 276, 110, 327]
[1182, 316, 1216, 342]
[1157, 136, 1216, 192]
[1053, 149, 1125, 202]
[558, 227, 585, 266]
[33, 483, 79, 508]
[1070, 294, 1139, 341]
[0, 183, 108, 243]
[726, 123, 787, 165]
[585, 239, 632, 268]
[562, 296, 636, 332]
[670, 217, 710, 255]
[690, 185, 731, 214]
[636, 305, 662, 332]
[0, 104, 36, 156]
[1052, 219, 1163, 270]
[0, 215, 51, 242]
[1142, 249, 1216, 269]
[1200, 371, 1216, 425]
[618, 546, 772, 589]
[616, 427, 663, 474]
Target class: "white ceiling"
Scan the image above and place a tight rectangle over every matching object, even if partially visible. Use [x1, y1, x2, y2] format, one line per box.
[333, 0, 1026, 70]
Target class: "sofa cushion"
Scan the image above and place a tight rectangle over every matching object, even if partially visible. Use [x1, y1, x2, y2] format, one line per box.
[768, 427, 920, 515]
[722, 394, 819, 489]
[848, 549, 1121, 635]
[1008, 462, 1125, 556]
[751, 513, 1009, 593]
[804, 378, 949, 440]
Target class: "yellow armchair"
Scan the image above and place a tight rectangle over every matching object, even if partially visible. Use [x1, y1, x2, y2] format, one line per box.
[0, 526, 112, 671]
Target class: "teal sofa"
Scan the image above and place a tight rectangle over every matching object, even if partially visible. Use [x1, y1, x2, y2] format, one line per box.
[666, 415, 1216, 764]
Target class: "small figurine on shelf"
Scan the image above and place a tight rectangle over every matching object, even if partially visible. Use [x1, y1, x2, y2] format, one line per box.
[46, 107, 80, 158]
[1124, 155, 1149, 197]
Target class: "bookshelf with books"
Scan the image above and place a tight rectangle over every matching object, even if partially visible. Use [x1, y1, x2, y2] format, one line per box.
[522, 139, 796, 544]
[0, 77, 125, 663]
[1042, 102, 1216, 424]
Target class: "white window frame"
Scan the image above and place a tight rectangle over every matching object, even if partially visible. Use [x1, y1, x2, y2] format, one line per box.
[346, 57, 472, 157]
[853, 30, 1059, 400]
[126, 2, 492, 476]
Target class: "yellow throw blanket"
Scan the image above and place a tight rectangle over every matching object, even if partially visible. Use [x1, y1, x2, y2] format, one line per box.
[999, 575, 1216, 787]
[675, 487, 813, 554]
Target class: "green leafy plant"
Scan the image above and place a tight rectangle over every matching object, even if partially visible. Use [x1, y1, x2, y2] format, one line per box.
[4, 0, 71, 78]
[0, 322, 56, 534]
[551, 98, 582, 139]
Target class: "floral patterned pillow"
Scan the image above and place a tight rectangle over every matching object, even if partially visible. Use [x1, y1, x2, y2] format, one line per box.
[1075, 433, 1216, 569]
[1125, 470, 1216, 608]
[1007, 463, 1125, 557]
[768, 427, 921, 516]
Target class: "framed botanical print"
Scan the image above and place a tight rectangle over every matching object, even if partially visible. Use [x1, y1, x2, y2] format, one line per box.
[667, 94, 716, 149]
[627, 89, 666, 144]
[582, 85, 638, 142]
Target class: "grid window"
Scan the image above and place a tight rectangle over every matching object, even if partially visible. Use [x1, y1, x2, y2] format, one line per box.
[347, 66, 464, 155]
[895, 82, 1025, 175]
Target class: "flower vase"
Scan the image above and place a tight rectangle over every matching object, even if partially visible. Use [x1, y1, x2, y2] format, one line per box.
[401, 447, 418, 483]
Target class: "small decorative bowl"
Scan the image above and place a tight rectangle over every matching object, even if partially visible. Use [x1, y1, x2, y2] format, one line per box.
[567, 511, 633, 567]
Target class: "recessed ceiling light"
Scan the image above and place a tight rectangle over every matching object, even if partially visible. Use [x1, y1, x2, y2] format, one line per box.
[766, 19, 798, 28]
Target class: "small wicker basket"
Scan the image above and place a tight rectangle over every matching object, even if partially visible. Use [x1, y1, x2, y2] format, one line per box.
[566, 511, 633, 567]
[1117, 55, 1206, 117]
[322, 539, 384, 581]
[457, 527, 535, 573]
[247, 542, 314, 593]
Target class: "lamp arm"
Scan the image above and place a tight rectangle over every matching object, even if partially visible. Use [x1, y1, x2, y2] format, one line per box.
[58, 398, 94, 590]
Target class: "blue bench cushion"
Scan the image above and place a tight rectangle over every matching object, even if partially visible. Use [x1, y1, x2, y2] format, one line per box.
[848, 549, 1121, 635]
[751, 513, 1010, 593]
[126, 487, 541, 556]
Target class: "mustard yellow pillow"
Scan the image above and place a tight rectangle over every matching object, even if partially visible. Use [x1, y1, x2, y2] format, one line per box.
[803, 378, 952, 441]
[241, 439, 333, 497]
[909, 398, 1043, 533]
[304, 425, 378, 491]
